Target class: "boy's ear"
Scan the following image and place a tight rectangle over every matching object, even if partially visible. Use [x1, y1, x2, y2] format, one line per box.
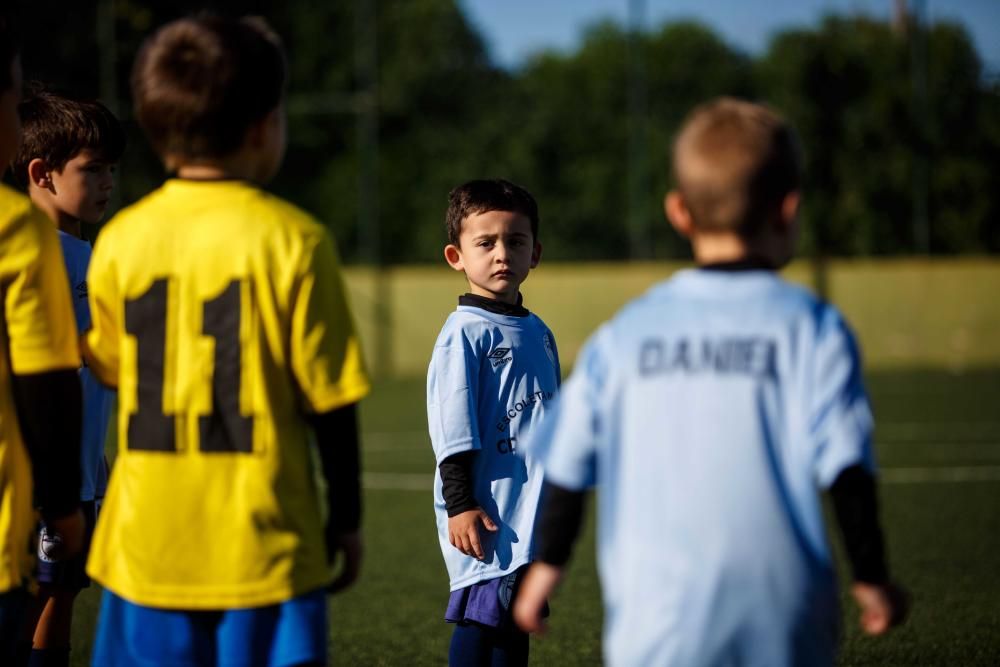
[246, 107, 282, 149]
[27, 158, 53, 190]
[665, 191, 693, 239]
[779, 191, 801, 230]
[530, 242, 542, 269]
[443, 244, 464, 272]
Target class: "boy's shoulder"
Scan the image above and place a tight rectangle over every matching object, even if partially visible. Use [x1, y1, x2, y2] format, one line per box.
[0, 182, 41, 232]
[104, 180, 327, 246]
[434, 307, 551, 345]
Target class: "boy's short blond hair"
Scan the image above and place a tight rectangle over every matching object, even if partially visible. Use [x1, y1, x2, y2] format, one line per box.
[672, 97, 801, 237]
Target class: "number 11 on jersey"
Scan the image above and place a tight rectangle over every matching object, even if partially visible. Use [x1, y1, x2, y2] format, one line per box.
[124, 278, 253, 454]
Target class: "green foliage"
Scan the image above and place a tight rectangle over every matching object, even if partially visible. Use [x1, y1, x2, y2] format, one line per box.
[13, 1, 1000, 261]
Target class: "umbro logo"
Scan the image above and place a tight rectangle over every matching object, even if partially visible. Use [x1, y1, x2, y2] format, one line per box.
[74, 280, 88, 300]
[488, 346, 513, 368]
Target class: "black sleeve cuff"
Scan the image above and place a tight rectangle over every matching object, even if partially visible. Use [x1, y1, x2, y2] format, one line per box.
[535, 481, 586, 567]
[440, 451, 478, 517]
[311, 403, 362, 537]
[10, 369, 83, 519]
[830, 464, 890, 584]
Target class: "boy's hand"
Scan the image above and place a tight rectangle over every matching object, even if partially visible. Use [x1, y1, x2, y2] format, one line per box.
[514, 562, 562, 635]
[448, 508, 497, 560]
[327, 531, 363, 594]
[44, 509, 86, 561]
[851, 581, 909, 635]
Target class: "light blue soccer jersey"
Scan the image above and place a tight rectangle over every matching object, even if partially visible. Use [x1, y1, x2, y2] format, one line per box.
[526, 269, 874, 667]
[427, 303, 560, 591]
[59, 231, 112, 501]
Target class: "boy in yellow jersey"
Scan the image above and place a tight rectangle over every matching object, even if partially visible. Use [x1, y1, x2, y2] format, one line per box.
[0, 11, 86, 664]
[82, 15, 370, 667]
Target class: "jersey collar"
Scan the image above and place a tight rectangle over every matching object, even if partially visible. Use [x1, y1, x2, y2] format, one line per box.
[458, 293, 529, 318]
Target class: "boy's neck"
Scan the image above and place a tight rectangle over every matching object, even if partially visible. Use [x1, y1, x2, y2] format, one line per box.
[690, 230, 786, 269]
[172, 150, 264, 183]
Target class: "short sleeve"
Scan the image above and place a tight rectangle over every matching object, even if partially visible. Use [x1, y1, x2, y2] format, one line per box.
[2, 207, 80, 374]
[522, 325, 615, 491]
[810, 309, 875, 488]
[426, 326, 481, 464]
[289, 229, 370, 412]
[83, 230, 121, 387]
[546, 326, 562, 386]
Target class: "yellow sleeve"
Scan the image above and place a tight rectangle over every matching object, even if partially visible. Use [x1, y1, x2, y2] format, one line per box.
[1, 207, 80, 374]
[82, 228, 120, 387]
[290, 229, 370, 412]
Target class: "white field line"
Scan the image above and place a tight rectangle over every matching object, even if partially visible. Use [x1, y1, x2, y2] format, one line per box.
[880, 466, 1000, 484]
[362, 465, 1000, 492]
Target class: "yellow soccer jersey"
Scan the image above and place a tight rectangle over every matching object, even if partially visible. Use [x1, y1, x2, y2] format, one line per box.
[0, 183, 81, 593]
[84, 179, 370, 609]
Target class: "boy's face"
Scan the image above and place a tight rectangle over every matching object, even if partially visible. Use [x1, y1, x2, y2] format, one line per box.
[42, 149, 117, 224]
[444, 210, 541, 304]
[0, 57, 22, 167]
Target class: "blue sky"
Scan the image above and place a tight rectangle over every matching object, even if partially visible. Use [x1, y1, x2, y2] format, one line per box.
[459, 0, 1000, 75]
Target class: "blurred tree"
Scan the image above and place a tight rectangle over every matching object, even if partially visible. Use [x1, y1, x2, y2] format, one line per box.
[758, 16, 1000, 256]
[10, 1, 999, 261]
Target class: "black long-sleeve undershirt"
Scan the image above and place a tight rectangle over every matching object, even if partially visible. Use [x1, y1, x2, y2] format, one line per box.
[310, 403, 362, 549]
[532, 465, 890, 583]
[439, 451, 479, 517]
[829, 464, 890, 584]
[9, 369, 83, 521]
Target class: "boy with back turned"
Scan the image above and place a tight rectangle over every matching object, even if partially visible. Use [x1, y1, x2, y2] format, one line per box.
[515, 98, 907, 666]
[82, 15, 369, 666]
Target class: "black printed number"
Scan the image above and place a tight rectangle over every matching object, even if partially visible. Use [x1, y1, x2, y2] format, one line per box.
[125, 279, 252, 453]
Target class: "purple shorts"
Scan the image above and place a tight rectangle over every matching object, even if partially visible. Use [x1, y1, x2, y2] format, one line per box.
[445, 566, 548, 629]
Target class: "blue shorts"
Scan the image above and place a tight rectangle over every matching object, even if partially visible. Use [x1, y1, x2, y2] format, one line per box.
[37, 499, 98, 590]
[92, 588, 328, 667]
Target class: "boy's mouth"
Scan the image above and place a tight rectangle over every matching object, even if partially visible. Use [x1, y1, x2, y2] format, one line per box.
[492, 270, 514, 279]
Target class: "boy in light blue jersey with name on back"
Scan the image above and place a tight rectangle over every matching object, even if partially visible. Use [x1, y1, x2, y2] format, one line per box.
[514, 98, 907, 666]
[427, 179, 560, 666]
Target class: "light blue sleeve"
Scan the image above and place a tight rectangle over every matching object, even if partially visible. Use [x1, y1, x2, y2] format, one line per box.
[427, 324, 482, 465]
[523, 325, 614, 490]
[810, 308, 875, 488]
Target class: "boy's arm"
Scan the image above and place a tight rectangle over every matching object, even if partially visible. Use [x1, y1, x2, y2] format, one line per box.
[10, 369, 86, 559]
[440, 451, 496, 560]
[829, 465, 909, 634]
[810, 311, 907, 634]
[309, 402, 362, 593]
[513, 481, 586, 633]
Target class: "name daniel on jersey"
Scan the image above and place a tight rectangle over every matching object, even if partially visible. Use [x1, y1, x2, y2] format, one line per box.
[639, 336, 778, 380]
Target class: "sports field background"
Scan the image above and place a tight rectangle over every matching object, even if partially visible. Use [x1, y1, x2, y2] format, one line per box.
[68, 260, 1000, 665]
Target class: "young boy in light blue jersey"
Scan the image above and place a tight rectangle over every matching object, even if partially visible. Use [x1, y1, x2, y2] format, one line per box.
[428, 179, 560, 666]
[12, 88, 124, 667]
[514, 99, 907, 666]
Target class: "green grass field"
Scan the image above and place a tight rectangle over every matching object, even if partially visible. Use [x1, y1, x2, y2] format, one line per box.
[68, 368, 1000, 666]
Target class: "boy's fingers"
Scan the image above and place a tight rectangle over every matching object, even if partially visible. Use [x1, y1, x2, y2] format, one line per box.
[513, 599, 547, 635]
[327, 532, 363, 594]
[469, 530, 484, 560]
[459, 534, 473, 557]
[479, 512, 498, 532]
